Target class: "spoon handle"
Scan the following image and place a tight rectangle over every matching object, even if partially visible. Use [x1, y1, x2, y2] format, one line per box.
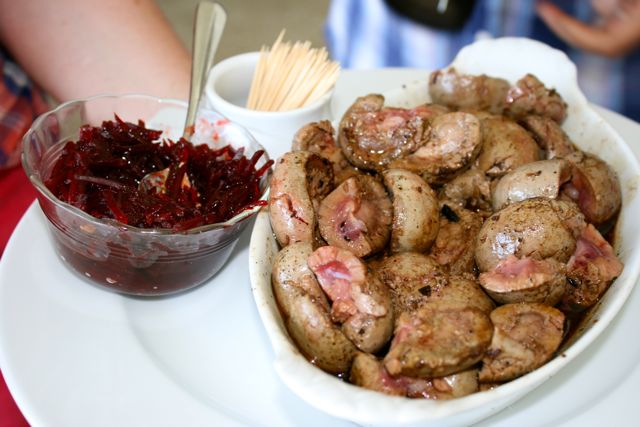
[183, 1, 227, 139]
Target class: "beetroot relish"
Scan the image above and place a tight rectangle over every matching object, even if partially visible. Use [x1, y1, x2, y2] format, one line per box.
[45, 116, 272, 230]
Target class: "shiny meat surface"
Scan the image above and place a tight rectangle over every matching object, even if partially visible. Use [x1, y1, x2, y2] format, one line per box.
[428, 68, 510, 114]
[271, 243, 356, 375]
[317, 174, 392, 257]
[430, 204, 484, 275]
[350, 352, 479, 399]
[520, 115, 581, 160]
[441, 167, 492, 212]
[479, 256, 566, 305]
[291, 120, 359, 183]
[389, 112, 482, 183]
[384, 302, 493, 378]
[269, 67, 624, 400]
[477, 115, 542, 178]
[382, 169, 440, 253]
[308, 245, 394, 353]
[338, 94, 441, 171]
[475, 198, 584, 272]
[505, 74, 567, 123]
[376, 252, 447, 314]
[492, 159, 572, 211]
[562, 154, 622, 226]
[562, 224, 624, 310]
[269, 151, 334, 246]
[479, 303, 565, 382]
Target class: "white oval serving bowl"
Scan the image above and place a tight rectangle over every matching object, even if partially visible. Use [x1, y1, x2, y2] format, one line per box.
[248, 38, 640, 426]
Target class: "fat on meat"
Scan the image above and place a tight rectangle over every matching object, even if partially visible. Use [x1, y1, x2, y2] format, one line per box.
[271, 243, 356, 375]
[562, 223, 623, 311]
[479, 255, 566, 305]
[307, 245, 394, 353]
[389, 112, 482, 184]
[350, 352, 479, 399]
[317, 174, 393, 257]
[338, 94, 446, 171]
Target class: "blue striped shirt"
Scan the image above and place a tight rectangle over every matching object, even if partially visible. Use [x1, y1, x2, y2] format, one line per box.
[325, 0, 640, 121]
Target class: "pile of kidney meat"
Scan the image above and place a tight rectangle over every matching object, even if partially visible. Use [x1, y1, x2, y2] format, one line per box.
[268, 68, 623, 399]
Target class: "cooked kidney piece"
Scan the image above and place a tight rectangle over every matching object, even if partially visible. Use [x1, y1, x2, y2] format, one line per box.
[269, 151, 334, 247]
[381, 168, 440, 253]
[292, 120, 359, 183]
[475, 198, 584, 272]
[476, 115, 541, 178]
[430, 203, 484, 275]
[492, 159, 572, 211]
[384, 301, 493, 378]
[338, 94, 442, 171]
[351, 352, 479, 399]
[505, 74, 567, 123]
[271, 242, 356, 375]
[307, 245, 394, 353]
[317, 174, 392, 257]
[429, 68, 510, 114]
[520, 114, 581, 160]
[388, 111, 482, 184]
[479, 303, 565, 382]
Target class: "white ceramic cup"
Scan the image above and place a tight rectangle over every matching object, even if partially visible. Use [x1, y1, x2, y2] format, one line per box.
[205, 51, 333, 160]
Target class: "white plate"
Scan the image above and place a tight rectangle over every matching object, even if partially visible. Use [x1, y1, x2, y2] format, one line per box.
[249, 39, 640, 426]
[1, 65, 640, 427]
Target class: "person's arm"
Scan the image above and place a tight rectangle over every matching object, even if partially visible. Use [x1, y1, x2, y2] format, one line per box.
[536, 0, 640, 58]
[0, 0, 191, 101]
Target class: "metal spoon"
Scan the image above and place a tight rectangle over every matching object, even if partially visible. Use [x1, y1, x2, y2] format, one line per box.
[183, 1, 227, 139]
[140, 1, 227, 194]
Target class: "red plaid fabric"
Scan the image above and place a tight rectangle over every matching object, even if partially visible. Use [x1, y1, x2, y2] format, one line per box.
[1, 48, 48, 427]
[0, 48, 48, 170]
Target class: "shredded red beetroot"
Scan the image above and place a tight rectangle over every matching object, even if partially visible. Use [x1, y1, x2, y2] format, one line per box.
[45, 116, 272, 230]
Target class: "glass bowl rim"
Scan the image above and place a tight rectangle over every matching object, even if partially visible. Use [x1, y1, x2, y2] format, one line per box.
[21, 93, 272, 236]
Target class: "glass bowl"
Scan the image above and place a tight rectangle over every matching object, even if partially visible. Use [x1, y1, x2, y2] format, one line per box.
[22, 94, 272, 296]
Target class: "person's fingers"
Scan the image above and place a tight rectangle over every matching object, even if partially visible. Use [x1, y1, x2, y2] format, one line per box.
[592, 0, 621, 18]
[619, 0, 640, 15]
[536, 2, 610, 55]
[536, 1, 622, 56]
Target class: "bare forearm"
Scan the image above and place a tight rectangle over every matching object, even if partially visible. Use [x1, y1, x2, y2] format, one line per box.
[0, 0, 191, 101]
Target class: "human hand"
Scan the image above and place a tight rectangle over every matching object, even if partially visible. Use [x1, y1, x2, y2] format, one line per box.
[536, 0, 640, 57]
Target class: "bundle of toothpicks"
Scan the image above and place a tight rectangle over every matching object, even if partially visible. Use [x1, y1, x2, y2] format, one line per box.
[246, 30, 341, 111]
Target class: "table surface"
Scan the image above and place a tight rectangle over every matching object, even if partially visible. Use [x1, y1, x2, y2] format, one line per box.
[1, 68, 639, 427]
